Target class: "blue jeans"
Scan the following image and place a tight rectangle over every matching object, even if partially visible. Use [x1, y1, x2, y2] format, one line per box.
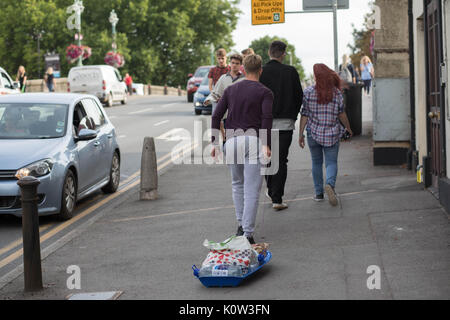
[307, 135, 340, 196]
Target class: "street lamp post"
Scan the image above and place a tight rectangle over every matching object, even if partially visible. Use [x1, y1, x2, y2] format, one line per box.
[210, 43, 215, 66]
[109, 9, 119, 53]
[67, 0, 84, 66]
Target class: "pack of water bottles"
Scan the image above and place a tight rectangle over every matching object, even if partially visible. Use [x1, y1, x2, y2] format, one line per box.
[192, 236, 272, 287]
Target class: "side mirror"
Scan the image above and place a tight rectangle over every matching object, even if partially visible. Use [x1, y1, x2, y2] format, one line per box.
[13, 82, 19, 89]
[75, 128, 97, 142]
[188, 73, 193, 78]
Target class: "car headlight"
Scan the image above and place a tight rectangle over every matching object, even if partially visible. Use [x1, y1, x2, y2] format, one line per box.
[188, 83, 195, 89]
[15, 159, 54, 180]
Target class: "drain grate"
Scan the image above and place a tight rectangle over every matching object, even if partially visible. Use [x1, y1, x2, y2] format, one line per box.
[66, 291, 123, 300]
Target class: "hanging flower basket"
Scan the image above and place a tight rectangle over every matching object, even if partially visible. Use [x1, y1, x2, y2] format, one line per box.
[66, 44, 82, 64]
[66, 44, 92, 64]
[104, 51, 125, 68]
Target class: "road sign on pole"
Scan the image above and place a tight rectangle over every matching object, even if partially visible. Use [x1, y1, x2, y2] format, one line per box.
[303, 0, 349, 11]
[252, 0, 285, 25]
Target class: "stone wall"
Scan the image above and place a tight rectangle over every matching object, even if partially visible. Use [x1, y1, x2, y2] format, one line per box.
[24, 78, 185, 96]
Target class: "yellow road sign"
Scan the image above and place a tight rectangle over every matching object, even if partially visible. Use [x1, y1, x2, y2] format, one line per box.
[252, 0, 285, 25]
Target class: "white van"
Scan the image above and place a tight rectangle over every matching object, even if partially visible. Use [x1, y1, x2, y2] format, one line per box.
[0, 67, 20, 95]
[68, 65, 127, 107]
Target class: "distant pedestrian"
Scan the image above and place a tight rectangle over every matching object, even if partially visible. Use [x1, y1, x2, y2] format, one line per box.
[259, 40, 304, 212]
[240, 48, 255, 75]
[211, 54, 273, 244]
[338, 54, 356, 84]
[205, 53, 245, 141]
[124, 73, 133, 96]
[298, 63, 353, 206]
[15, 66, 27, 93]
[360, 56, 374, 95]
[44, 67, 56, 92]
[208, 48, 230, 114]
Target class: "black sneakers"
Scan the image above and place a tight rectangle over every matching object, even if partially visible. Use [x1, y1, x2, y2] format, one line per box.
[314, 194, 325, 202]
[236, 226, 244, 236]
[246, 236, 256, 245]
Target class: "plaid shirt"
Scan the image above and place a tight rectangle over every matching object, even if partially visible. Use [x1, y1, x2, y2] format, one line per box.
[208, 65, 231, 87]
[301, 85, 345, 147]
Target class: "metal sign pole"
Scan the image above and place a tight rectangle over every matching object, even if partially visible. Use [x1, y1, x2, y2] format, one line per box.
[333, 0, 339, 72]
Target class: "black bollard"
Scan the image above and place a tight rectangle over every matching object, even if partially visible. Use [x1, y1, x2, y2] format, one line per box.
[17, 176, 43, 292]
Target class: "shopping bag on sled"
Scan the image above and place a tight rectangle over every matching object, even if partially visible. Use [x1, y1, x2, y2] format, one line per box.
[192, 236, 272, 288]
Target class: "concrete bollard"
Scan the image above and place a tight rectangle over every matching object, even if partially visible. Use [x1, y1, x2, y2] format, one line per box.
[148, 84, 152, 95]
[178, 85, 182, 96]
[140, 137, 158, 200]
[17, 176, 43, 292]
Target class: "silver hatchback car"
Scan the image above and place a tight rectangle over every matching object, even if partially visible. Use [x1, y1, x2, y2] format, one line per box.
[0, 93, 121, 220]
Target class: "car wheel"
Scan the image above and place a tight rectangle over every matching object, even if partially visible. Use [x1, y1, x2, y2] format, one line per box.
[58, 170, 77, 221]
[187, 93, 193, 103]
[195, 109, 202, 115]
[107, 93, 113, 107]
[102, 151, 120, 194]
[121, 93, 127, 105]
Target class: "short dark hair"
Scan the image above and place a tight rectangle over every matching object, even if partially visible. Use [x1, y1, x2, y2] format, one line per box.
[216, 48, 227, 57]
[269, 41, 287, 59]
[244, 54, 262, 74]
[230, 53, 243, 64]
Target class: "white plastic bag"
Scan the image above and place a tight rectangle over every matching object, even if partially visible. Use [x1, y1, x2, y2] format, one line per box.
[203, 236, 252, 251]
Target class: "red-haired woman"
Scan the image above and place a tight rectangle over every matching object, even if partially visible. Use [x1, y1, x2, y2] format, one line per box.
[299, 63, 353, 206]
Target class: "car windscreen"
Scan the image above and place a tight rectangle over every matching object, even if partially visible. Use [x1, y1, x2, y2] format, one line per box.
[201, 76, 209, 86]
[194, 67, 210, 78]
[0, 103, 69, 139]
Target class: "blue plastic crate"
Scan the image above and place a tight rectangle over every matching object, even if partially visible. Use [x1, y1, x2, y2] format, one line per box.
[192, 251, 272, 288]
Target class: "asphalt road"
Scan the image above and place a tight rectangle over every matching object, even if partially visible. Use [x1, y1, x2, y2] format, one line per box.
[0, 94, 207, 281]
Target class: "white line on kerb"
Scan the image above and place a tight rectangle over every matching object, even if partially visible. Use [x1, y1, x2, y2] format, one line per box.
[154, 120, 170, 127]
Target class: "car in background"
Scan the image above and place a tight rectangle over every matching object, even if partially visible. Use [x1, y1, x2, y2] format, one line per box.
[0, 93, 121, 220]
[68, 65, 127, 107]
[186, 65, 213, 103]
[193, 76, 212, 115]
[0, 67, 20, 95]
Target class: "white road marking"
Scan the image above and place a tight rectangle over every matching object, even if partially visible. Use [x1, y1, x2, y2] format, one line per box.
[118, 135, 126, 139]
[128, 107, 154, 115]
[156, 128, 190, 141]
[154, 120, 170, 127]
[161, 103, 178, 108]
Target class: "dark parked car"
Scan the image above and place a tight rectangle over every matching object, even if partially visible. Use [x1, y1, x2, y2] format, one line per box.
[186, 66, 213, 103]
[193, 76, 212, 115]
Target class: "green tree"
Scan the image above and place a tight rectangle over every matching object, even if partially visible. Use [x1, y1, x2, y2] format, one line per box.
[0, 0, 241, 87]
[249, 35, 306, 81]
[348, 2, 375, 69]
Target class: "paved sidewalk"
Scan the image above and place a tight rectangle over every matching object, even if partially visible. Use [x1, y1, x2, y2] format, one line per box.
[1, 130, 449, 299]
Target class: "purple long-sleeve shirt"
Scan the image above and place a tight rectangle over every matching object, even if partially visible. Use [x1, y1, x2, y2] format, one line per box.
[211, 80, 273, 146]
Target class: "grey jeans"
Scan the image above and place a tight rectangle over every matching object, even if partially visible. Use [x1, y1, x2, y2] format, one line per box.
[225, 136, 263, 237]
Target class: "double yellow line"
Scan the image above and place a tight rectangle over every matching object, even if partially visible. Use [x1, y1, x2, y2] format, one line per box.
[0, 142, 197, 271]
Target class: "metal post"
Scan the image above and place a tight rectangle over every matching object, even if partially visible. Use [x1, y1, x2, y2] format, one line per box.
[37, 33, 41, 79]
[210, 43, 215, 66]
[17, 177, 43, 292]
[333, 0, 339, 72]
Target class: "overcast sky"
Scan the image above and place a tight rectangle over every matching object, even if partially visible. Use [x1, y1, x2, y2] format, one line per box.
[231, 0, 372, 77]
